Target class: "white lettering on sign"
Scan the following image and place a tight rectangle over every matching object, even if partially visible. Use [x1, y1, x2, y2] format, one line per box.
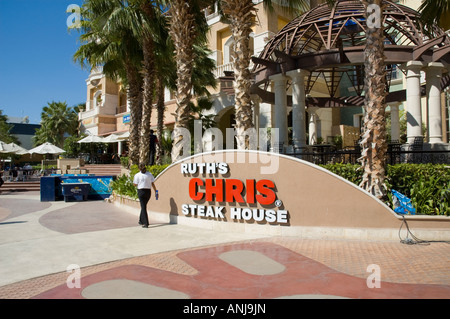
[181, 162, 229, 175]
[231, 207, 288, 223]
[181, 204, 225, 219]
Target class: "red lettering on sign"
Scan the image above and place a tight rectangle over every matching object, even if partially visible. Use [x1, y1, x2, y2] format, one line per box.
[205, 179, 224, 202]
[255, 180, 276, 205]
[246, 179, 255, 204]
[225, 179, 245, 203]
[189, 178, 204, 201]
[188, 178, 277, 205]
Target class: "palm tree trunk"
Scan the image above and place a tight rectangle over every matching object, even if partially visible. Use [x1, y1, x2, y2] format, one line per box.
[139, 2, 157, 165]
[221, 0, 256, 150]
[139, 35, 156, 165]
[156, 78, 165, 165]
[126, 63, 143, 167]
[359, 0, 388, 200]
[169, 0, 195, 162]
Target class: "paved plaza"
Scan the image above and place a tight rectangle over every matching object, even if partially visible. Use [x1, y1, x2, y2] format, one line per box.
[0, 191, 449, 300]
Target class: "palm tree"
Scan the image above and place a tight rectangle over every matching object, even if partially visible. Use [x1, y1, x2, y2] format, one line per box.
[166, 0, 197, 161]
[165, 0, 212, 162]
[136, 0, 158, 165]
[33, 101, 79, 148]
[0, 110, 20, 144]
[219, 0, 308, 149]
[358, 0, 388, 200]
[220, 0, 257, 150]
[74, 0, 145, 166]
[419, 0, 450, 31]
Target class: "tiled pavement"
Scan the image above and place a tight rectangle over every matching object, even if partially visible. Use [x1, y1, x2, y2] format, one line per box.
[0, 191, 449, 299]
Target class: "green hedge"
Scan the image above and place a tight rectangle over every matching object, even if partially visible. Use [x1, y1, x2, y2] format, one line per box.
[111, 164, 169, 200]
[321, 163, 450, 216]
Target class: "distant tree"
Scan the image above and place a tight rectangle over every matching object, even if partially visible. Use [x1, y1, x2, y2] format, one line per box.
[0, 109, 20, 144]
[33, 101, 79, 147]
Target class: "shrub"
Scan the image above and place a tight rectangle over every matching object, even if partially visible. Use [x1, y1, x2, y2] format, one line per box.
[320, 163, 362, 185]
[320, 163, 450, 216]
[111, 164, 170, 200]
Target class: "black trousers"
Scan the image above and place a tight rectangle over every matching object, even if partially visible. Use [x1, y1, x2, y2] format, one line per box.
[137, 188, 151, 226]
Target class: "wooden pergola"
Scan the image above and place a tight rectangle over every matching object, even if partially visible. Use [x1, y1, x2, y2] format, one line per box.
[251, 0, 450, 108]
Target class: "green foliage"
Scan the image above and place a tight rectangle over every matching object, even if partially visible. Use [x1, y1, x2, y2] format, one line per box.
[0, 109, 20, 145]
[321, 163, 450, 216]
[34, 101, 79, 148]
[120, 156, 130, 168]
[111, 164, 170, 200]
[321, 163, 362, 185]
[111, 174, 138, 199]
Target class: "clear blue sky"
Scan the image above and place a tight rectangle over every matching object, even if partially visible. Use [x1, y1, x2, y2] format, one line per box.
[0, 0, 89, 124]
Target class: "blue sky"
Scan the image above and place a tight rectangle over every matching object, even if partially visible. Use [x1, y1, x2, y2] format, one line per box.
[0, 0, 89, 124]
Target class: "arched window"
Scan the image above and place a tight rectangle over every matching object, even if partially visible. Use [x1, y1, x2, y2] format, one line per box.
[223, 33, 255, 65]
[93, 90, 103, 108]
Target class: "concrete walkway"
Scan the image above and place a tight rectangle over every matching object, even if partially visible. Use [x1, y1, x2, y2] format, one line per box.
[0, 191, 449, 299]
[0, 192, 268, 287]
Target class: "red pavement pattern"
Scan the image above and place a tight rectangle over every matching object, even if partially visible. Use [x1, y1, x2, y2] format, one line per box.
[32, 242, 450, 299]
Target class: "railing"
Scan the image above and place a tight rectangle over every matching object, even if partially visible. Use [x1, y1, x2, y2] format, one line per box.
[214, 63, 234, 78]
[283, 146, 450, 165]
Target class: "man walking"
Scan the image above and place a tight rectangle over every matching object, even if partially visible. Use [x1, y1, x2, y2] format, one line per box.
[149, 130, 159, 165]
[133, 163, 157, 228]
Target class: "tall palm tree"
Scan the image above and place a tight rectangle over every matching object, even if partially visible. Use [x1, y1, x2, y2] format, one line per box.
[136, 0, 158, 165]
[219, 0, 308, 149]
[358, 0, 388, 200]
[220, 0, 257, 150]
[166, 0, 197, 161]
[165, 0, 211, 162]
[74, 0, 144, 166]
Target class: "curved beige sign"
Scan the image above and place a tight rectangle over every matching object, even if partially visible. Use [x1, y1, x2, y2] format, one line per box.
[144, 150, 448, 240]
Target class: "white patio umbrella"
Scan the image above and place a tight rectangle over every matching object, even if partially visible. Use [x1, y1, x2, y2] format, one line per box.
[77, 135, 105, 143]
[116, 131, 129, 140]
[0, 141, 28, 155]
[28, 142, 65, 155]
[102, 134, 121, 143]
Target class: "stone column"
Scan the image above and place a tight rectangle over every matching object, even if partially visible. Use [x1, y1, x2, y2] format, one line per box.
[287, 69, 310, 150]
[269, 74, 288, 151]
[404, 61, 424, 144]
[308, 107, 318, 145]
[426, 62, 445, 144]
[388, 102, 401, 142]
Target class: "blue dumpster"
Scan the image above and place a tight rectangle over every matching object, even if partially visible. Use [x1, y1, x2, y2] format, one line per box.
[61, 182, 91, 202]
[40, 176, 60, 202]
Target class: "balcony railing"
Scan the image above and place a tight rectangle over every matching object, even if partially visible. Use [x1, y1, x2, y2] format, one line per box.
[214, 63, 234, 78]
[282, 145, 450, 165]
